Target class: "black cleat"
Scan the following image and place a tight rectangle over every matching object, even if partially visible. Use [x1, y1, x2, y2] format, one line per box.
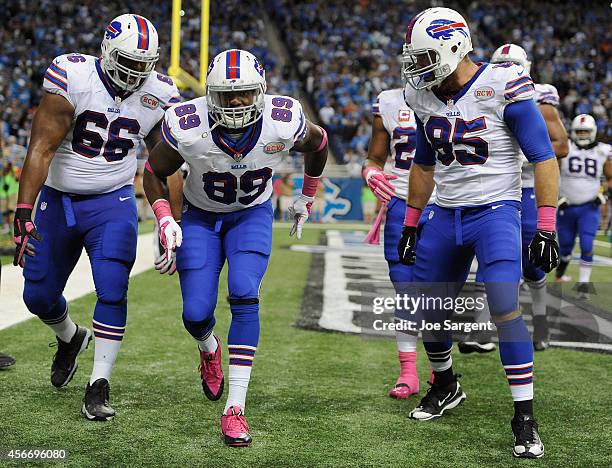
[458, 341, 496, 354]
[512, 414, 544, 458]
[532, 315, 550, 352]
[82, 378, 115, 421]
[409, 376, 466, 421]
[50, 326, 92, 388]
[575, 282, 591, 300]
[0, 352, 16, 369]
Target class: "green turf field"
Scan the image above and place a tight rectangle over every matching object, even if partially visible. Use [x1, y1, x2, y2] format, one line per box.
[1, 227, 611, 467]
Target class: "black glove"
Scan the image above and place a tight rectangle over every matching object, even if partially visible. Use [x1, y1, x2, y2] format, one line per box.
[528, 230, 559, 273]
[398, 226, 417, 266]
[593, 193, 607, 206]
[13, 206, 41, 267]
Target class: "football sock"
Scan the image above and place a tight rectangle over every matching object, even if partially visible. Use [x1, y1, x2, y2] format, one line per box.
[90, 336, 122, 384]
[48, 313, 77, 344]
[433, 367, 455, 388]
[90, 301, 127, 385]
[397, 351, 417, 383]
[496, 316, 534, 401]
[226, 300, 260, 414]
[224, 361, 253, 413]
[40, 298, 77, 343]
[579, 257, 592, 283]
[396, 330, 417, 353]
[555, 256, 571, 278]
[513, 399, 534, 417]
[527, 279, 547, 317]
[196, 330, 218, 353]
[425, 345, 453, 374]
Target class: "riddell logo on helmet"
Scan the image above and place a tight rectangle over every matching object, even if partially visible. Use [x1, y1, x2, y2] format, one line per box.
[474, 86, 495, 100]
[264, 142, 285, 154]
[141, 95, 159, 109]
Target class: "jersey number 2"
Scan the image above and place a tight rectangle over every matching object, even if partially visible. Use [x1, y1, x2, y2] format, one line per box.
[72, 111, 140, 162]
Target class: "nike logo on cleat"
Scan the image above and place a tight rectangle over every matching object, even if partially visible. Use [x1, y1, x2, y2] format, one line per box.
[119, 197, 131, 201]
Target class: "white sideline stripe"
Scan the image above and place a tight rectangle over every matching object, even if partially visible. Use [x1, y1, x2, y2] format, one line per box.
[0, 232, 156, 331]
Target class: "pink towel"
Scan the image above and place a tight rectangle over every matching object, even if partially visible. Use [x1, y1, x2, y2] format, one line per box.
[364, 204, 386, 245]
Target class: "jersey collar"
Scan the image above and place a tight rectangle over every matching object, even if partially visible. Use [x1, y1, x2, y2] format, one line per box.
[210, 117, 263, 162]
[95, 59, 133, 102]
[434, 62, 488, 105]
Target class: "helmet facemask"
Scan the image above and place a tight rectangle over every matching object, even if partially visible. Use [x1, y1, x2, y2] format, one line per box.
[571, 128, 597, 147]
[207, 84, 265, 129]
[401, 45, 452, 90]
[102, 46, 158, 92]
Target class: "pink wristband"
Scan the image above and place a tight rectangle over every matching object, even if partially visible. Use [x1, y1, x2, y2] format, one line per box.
[537, 206, 556, 232]
[17, 203, 34, 210]
[152, 199, 173, 223]
[316, 127, 328, 152]
[302, 174, 319, 197]
[404, 206, 423, 227]
[144, 160, 154, 174]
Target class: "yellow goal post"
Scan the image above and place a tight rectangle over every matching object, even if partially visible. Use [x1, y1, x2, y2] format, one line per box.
[168, 0, 210, 96]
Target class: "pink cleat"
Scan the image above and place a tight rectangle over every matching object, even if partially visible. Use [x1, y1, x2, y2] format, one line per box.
[221, 405, 252, 447]
[198, 336, 224, 401]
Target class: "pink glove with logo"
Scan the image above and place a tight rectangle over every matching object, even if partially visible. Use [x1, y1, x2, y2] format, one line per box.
[152, 199, 182, 264]
[363, 167, 397, 204]
[289, 174, 319, 239]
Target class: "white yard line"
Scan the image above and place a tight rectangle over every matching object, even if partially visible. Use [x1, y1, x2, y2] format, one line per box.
[0, 233, 155, 331]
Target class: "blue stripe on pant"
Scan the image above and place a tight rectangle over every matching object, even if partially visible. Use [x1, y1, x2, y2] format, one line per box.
[176, 199, 273, 348]
[23, 185, 137, 335]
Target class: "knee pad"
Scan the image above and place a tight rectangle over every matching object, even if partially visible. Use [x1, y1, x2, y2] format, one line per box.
[182, 314, 216, 339]
[23, 283, 63, 319]
[182, 296, 217, 327]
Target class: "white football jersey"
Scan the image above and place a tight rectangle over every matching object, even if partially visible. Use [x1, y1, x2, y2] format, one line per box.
[520, 83, 560, 189]
[404, 63, 535, 208]
[163, 95, 308, 212]
[43, 53, 180, 194]
[560, 141, 611, 205]
[373, 89, 435, 203]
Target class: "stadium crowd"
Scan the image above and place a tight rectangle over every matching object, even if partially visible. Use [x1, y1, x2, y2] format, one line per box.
[1, 0, 609, 169]
[268, 0, 611, 162]
[0, 0, 295, 162]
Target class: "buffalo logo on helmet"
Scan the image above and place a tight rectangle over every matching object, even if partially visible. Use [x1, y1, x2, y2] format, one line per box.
[105, 21, 122, 40]
[253, 58, 265, 77]
[425, 19, 468, 40]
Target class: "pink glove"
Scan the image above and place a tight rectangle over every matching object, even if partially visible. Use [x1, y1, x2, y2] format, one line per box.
[363, 167, 397, 203]
[152, 199, 182, 262]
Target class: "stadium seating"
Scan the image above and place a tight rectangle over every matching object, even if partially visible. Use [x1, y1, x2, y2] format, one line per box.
[1, 0, 610, 165]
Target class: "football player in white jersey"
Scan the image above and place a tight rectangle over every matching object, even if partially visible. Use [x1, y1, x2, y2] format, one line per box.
[399, 7, 561, 458]
[556, 114, 612, 296]
[363, 89, 435, 399]
[464, 43, 567, 351]
[13, 14, 180, 421]
[143, 49, 328, 447]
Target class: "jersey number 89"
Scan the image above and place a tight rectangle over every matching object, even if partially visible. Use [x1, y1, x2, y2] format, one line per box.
[202, 168, 273, 205]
